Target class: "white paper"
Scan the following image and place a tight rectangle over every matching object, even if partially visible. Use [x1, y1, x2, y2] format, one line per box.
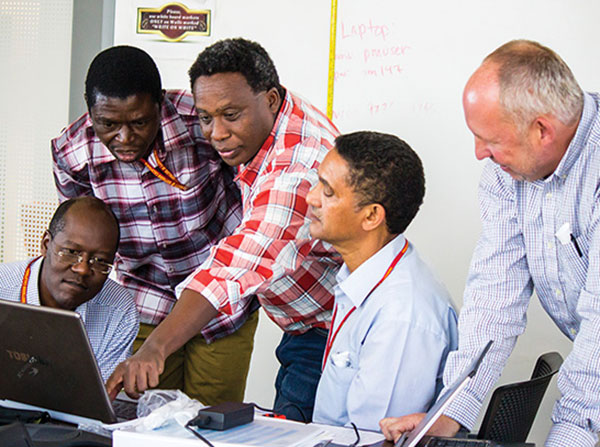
[189, 416, 327, 447]
[555, 222, 571, 245]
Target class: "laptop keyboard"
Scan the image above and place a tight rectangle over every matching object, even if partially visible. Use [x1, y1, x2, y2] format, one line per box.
[424, 438, 494, 447]
[112, 398, 138, 420]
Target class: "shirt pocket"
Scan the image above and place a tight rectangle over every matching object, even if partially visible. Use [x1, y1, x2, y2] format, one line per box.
[557, 238, 587, 293]
[327, 350, 359, 377]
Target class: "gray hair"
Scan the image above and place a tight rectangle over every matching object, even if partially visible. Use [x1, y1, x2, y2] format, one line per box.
[484, 40, 583, 130]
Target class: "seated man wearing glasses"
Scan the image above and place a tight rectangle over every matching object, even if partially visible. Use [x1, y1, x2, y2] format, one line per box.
[0, 196, 139, 381]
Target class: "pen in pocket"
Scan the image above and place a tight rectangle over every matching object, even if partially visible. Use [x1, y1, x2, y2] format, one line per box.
[570, 234, 583, 257]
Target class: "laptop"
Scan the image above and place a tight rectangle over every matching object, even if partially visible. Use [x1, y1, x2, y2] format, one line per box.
[375, 340, 531, 447]
[0, 300, 137, 425]
[392, 341, 491, 447]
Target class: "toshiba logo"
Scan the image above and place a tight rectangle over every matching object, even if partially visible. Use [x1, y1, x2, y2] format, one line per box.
[6, 350, 30, 362]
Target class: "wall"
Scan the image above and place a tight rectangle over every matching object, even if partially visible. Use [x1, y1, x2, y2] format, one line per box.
[0, 0, 74, 263]
[69, 0, 115, 122]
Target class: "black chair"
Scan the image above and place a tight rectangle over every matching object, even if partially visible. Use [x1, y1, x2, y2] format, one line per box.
[474, 351, 564, 443]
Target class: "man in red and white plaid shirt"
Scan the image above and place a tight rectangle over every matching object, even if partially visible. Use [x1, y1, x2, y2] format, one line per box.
[107, 38, 342, 421]
[52, 46, 258, 405]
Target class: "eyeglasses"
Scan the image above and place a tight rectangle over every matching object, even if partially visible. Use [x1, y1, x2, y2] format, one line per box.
[54, 248, 113, 275]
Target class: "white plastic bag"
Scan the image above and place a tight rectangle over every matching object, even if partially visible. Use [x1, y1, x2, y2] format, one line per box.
[81, 389, 205, 435]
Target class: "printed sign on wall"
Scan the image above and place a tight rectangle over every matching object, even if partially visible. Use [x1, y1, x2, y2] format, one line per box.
[115, 0, 215, 65]
[137, 3, 210, 42]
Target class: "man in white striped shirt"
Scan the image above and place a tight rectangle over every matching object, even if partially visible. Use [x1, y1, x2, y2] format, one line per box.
[0, 197, 139, 381]
[381, 40, 600, 447]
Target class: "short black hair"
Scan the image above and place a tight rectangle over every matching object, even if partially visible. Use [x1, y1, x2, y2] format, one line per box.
[335, 131, 425, 235]
[85, 45, 162, 110]
[49, 196, 120, 251]
[188, 38, 285, 99]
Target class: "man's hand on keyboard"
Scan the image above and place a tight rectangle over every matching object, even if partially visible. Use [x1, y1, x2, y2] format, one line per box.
[380, 414, 461, 443]
[105, 341, 165, 400]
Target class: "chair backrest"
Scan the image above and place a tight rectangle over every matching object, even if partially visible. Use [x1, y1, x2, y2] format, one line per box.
[476, 351, 563, 443]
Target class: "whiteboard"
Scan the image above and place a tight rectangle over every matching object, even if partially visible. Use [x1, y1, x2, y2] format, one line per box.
[331, 0, 600, 300]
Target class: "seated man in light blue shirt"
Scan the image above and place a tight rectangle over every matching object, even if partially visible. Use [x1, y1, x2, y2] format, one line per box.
[307, 131, 458, 431]
[0, 196, 139, 381]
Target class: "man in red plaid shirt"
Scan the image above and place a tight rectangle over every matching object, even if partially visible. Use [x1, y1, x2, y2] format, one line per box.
[52, 46, 258, 406]
[107, 38, 342, 421]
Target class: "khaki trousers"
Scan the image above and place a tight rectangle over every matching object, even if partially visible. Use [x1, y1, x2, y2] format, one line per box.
[134, 310, 259, 405]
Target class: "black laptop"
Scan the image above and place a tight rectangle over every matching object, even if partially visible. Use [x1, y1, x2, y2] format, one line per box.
[0, 300, 137, 424]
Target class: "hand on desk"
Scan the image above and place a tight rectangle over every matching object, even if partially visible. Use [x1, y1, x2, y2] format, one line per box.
[379, 414, 460, 443]
[105, 342, 165, 400]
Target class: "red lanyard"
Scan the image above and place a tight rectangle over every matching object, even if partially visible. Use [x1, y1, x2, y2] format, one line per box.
[322, 239, 409, 370]
[140, 149, 188, 191]
[21, 256, 41, 304]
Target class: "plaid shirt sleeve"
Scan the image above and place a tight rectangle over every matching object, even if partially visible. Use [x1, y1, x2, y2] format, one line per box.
[51, 119, 95, 200]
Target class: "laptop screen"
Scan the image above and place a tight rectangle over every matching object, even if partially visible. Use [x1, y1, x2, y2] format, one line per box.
[396, 341, 493, 447]
[0, 300, 118, 423]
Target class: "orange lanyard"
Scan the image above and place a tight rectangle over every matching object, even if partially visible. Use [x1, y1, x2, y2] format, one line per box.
[21, 256, 41, 304]
[140, 149, 188, 191]
[322, 239, 409, 370]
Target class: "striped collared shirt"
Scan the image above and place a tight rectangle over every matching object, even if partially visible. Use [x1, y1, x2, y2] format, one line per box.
[444, 92, 600, 447]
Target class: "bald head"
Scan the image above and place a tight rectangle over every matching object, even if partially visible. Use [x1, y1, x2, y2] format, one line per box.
[49, 197, 120, 251]
[478, 40, 583, 128]
[462, 40, 582, 182]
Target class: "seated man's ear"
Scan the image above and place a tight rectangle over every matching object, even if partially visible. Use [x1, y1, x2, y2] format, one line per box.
[362, 203, 386, 232]
[40, 230, 51, 257]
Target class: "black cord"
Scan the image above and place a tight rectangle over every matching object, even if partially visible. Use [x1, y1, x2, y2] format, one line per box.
[276, 402, 308, 423]
[247, 402, 273, 413]
[185, 421, 216, 447]
[349, 422, 360, 447]
[247, 402, 308, 423]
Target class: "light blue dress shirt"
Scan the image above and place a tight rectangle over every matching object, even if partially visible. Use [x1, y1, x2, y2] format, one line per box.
[443, 92, 600, 447]
[313, 235, 458, 431]
[0, 257, 140, 381]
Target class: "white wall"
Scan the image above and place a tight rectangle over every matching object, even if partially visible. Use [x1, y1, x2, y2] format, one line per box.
[0, 0, 73, 263]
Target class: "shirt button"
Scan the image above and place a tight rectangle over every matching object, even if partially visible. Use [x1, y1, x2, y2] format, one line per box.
[546, 192, 553, 199]
[555, 289, 562, 297]
[570, 328, 577, 336]
[167, 266, 174, 273]
[547, 242, 554, 249]
[161, 243, 167, 249]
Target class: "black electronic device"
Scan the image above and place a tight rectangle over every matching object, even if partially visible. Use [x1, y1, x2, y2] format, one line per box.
[187, 402, 254, 431]
[0, 300, 137, 424]
[0, 422, 111, 447]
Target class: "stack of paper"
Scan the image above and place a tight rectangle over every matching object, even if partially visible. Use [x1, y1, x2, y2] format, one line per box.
[113, 415, 328, 447]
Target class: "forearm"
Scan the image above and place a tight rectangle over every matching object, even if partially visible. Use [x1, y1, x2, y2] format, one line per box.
[142, 288, 219, 358]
